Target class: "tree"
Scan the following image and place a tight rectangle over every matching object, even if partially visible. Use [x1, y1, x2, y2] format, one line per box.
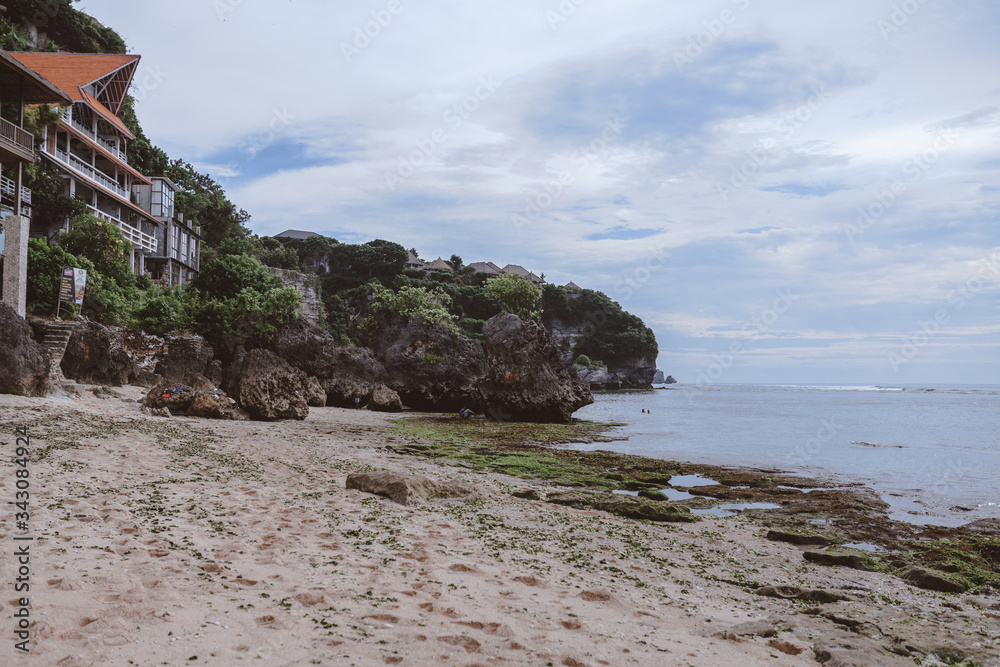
[56, 213, 132, 283]
[449, 254, 463, 272]
[191, 253, 281, 301]
[367, 285, 457, 333]
[485, 273, 542, 321]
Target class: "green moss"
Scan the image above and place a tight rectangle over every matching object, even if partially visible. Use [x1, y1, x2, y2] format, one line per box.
[384, 416, 681, 489]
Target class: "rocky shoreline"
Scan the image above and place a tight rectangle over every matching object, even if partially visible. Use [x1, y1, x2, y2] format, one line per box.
[1, 385, 996, 665]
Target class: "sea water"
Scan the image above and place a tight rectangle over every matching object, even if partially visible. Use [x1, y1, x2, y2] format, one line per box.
[571, 384, 1000, 527]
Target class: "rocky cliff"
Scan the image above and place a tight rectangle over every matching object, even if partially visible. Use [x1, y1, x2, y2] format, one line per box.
[545, 317, 657, 389]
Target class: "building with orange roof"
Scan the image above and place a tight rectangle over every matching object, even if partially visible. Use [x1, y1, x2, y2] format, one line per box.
[8, 51, 201, 284]
[0, 49, 73, 317]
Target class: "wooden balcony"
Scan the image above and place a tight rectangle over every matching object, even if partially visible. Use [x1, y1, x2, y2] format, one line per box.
[87, 205, 157, 253]
[0, 117, 35, 163]
[44, 145, 130, 199]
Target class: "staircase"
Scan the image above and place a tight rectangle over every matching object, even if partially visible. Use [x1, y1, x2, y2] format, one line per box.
[40, 322, 76, 378]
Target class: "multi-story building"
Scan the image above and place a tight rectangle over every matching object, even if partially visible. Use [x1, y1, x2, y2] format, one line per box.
[133, 177, 201, 284]
[0, 49, 71, 316]
[8, 51, 200, 285]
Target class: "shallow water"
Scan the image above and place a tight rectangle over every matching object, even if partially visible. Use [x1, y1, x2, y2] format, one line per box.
[572, 383, 1000, 527]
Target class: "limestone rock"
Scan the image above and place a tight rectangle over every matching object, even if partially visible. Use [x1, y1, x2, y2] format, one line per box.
[369, 383, 404, 412]
[0, 303, 51, 397]
[60, 321, 137, 386]
[374, 319, 487, 412]
[900, 566, 968, 594]
[154, 335, 215, 383]
[272, 319, 391, 408]
[766, 529, 837, 546]
[345, 471, 475, 505]
[224, 348, 308, 421]
[755, 585, 853, 604]
[546, 489, 697, 523]
[142, 383, 196, 413]
[304, 376, 327, 407]
[480, 314, 593, 423]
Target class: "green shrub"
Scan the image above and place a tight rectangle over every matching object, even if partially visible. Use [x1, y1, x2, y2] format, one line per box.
[485, 273, 542, 321]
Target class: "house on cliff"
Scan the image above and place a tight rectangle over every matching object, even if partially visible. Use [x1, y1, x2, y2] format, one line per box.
[8, 51, 201, 285]
[0, 49, 72, 317]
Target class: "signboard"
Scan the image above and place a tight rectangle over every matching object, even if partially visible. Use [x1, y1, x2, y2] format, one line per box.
[57, 266, 87, 304]
[57, 267, 75, 303]
[73, 268, 87, 305]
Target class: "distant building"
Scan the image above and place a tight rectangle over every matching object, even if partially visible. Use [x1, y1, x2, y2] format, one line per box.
[564, 281, 582, 292]
[424, 257, 453, 272]
[275, 229, 321, 240]
[501, 264, 544, 284]
[406, 248, 424, 270]
[467, 261, 503, 276]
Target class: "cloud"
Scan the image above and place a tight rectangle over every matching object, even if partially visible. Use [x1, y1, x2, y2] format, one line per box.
[79, 0, 1000, 384]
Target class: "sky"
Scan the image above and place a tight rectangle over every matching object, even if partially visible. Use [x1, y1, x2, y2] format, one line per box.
[79, 0, 1000, 385]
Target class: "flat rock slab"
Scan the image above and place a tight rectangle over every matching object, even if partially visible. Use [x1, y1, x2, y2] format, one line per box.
[756, 585, 853, 604]
[900, 566, 968, 594]
[545, 489, 698, 523]
[346, 471, 476, 505]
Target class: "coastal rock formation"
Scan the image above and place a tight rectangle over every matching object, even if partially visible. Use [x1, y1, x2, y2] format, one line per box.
[60, 321, 137, 386]
[0, 303, 52, 397]
[576, 356, 657, 389]
[271, 319, 401, 410]
[142, 381, 247, 420]
[304, 376, 327, 407]
[224, 348, 308, 421]
[374, 320, 487, 412]
[480, 314, 593, 423]
[545, 489, 696, 523]
[153, 335, 215, 383]
[545, 316, 657, 389]
[346, 471, 476, 505]
[268, 267, 322, 324]
[369, 383, 404, 412]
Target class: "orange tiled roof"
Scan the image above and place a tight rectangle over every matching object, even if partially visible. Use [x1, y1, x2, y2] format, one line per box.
[8, 52, 138, 139]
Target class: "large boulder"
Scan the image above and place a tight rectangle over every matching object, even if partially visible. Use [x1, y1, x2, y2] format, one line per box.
[224, 348, 308, 421]
[479, 314, 593, 423]
[141, 380, 247, 420]
[154, 335, 215, 383]
[60, 321, 137, 386]
[0, 303, 51, 397]
[374, 320, 488, 412]
[272, 319, 400, 410]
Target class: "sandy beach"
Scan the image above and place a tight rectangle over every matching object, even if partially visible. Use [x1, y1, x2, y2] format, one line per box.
[1, 386, 998, 666]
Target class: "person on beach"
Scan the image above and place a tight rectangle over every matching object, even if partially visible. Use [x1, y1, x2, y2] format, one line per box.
[353, 392, 361, 409]
[458, 408, 476, 419]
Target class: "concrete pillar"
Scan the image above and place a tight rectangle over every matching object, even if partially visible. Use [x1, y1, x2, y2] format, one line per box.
[1, 215, 30, 318]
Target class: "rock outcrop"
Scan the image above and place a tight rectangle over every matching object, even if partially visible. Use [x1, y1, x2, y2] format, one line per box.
[374, 320, 487, 412]
[60, 321, 137, 386]
[271, 319, 402, 411]
[224, 348, 308, 421]
[141, 381, 247, 420]
[268, 267, 322, 324]
[576, 356, 656, 389]
[479, 314, 593, 423]
[545, 316, 657, 389]
[0, 303, 52, 397]
[154, 335, 215, 383]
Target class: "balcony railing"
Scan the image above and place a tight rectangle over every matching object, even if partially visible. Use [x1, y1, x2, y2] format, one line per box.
[0, 175, 31, 205]
[87, 205, 157, 253]
[46, 146, 129, 199]
[0, 117, 34, 157]
[66, 108, 128, 161]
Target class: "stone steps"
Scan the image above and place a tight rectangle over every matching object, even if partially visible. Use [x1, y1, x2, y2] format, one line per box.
[41, 322, 76, 364]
